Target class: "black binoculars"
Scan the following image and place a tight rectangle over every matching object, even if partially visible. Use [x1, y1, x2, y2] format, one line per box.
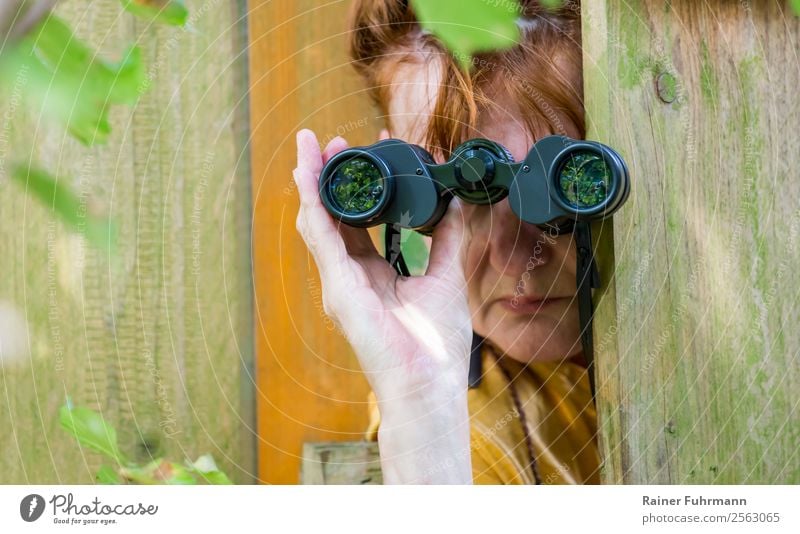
[318, 135, 629, 234]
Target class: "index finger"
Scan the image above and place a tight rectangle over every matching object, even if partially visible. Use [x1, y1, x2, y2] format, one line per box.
[296, 129, 323, 175]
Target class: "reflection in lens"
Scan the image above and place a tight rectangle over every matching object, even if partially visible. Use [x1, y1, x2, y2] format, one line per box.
[329, 157, 385, 215]
[558, 151, 611, 209]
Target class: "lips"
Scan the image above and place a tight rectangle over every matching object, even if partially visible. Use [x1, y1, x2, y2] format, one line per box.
[497, 295, 566, 314]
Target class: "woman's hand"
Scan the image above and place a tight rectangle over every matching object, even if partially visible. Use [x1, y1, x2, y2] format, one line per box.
[293, 129, 474, 483]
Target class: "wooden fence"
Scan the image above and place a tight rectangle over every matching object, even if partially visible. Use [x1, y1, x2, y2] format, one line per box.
[0, 0, 255, 483]
[585, 0, 800, 483]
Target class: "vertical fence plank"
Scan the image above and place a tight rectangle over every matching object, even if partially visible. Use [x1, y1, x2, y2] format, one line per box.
[249, 0, 381, 484]
[584, 0, 800, 483]
[0, 0, 254, 483]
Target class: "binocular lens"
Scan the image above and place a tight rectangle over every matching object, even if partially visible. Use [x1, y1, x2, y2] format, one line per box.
[328, 157, 386, 216]
[557, 150, 611, 210]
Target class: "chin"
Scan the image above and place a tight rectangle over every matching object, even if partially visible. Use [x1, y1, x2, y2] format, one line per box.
[480, 310, 580, 364]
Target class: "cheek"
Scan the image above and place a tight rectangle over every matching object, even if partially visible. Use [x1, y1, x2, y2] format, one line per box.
[555, 234, 578, 275]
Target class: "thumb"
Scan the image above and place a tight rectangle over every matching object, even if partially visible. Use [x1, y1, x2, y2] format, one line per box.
[425, 197, 471, 286]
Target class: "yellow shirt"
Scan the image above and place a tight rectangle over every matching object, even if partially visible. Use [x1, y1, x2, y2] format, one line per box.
[365, 343, 600, 484]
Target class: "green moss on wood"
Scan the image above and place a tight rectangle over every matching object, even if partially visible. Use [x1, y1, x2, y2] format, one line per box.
[699, 40, 718, 104]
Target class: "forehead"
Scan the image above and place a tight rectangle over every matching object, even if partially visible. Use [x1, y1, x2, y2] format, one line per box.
[386, 59, 442, 144]
[386, 58, 533, 161]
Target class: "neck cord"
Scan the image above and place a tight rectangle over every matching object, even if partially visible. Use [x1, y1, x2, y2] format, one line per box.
[494, 349, 543, 485]
[574, 221, 600, 401]
[384, 224, 411, 276]
[472, 335, 541, 484]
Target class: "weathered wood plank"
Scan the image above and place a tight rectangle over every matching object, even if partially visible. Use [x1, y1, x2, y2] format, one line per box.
[584, 0, 800, 483]
[0, 0, 254, 483]
[301, 442, 382, 485]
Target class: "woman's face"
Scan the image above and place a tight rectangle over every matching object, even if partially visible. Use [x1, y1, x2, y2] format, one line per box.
[386, 60, 584, 364]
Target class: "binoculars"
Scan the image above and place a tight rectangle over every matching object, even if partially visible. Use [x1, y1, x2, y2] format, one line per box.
[318, 135, 629, 234]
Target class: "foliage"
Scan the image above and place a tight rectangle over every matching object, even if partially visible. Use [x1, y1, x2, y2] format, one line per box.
[0, 1, 186, 247]
[1, 15, 144, 145]
[11, 165, 116, 251]
[378, 226, 430, 276]
[331, 158, 386, 214]
[60, 401, 233, 485]
[119, 0, 189, 26]
[539, 0, 565, 8]
[400, 229, 430, 275]
[1, 4, 232, 484]
[558, 152, 610, 209]
[410, 0, 521, 68]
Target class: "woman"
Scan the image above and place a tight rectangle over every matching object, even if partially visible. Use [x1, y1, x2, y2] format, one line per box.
[293, 0, 598, 484]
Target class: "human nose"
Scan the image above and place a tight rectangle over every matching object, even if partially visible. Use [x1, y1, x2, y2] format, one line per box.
[486, 200, 554, 278]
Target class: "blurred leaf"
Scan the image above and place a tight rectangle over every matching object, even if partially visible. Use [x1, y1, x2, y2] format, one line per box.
[59, 404, 125, 464]
[792, 0, 800, 16]
[191, 453, 219, 473]
[11, 165, 117, 251]
[189, 454, 233, 485]
[0, 14, 145, 145]
[539, 0, 564, 9]
[401, 230, 429, 275]
[60, 403, 230, 485]
[3, 50, 113, 144]
[96, 465, 122, 484]
[197, 470, 234, 485]
[410, 0, 520, 68]
[120, 0, 189, 26]
[378, 226, 430, 276]
[31, 15, 142, 105]
[120, 459, 198, 485]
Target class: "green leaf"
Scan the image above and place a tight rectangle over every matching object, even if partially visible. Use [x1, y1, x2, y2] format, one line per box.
[401, 230, 429, 275]
[189, 454, 234, 485]
[0, 15, 145, 145]
[792, 0, 800, 16]
[379, 225, 430, 276]
[198, 470, 234, 485]
[410, 0, 520, 68]
[31, 16, 142, 105]
[59, 404, 125, 464]
[120, 459, 198, 485]
[96, 465, 122, 484]
[11, 165, 117, 251]
[120, 0, 189, 26]
[539, 0, 564, 9]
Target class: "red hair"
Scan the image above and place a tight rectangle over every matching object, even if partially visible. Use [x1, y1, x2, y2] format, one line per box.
[348, 0, 585, 157]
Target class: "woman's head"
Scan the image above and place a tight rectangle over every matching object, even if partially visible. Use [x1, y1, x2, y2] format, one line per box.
[347, 0, 586, 364]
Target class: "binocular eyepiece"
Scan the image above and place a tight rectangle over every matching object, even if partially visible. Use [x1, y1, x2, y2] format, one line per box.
[319, 135, 629, 234]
